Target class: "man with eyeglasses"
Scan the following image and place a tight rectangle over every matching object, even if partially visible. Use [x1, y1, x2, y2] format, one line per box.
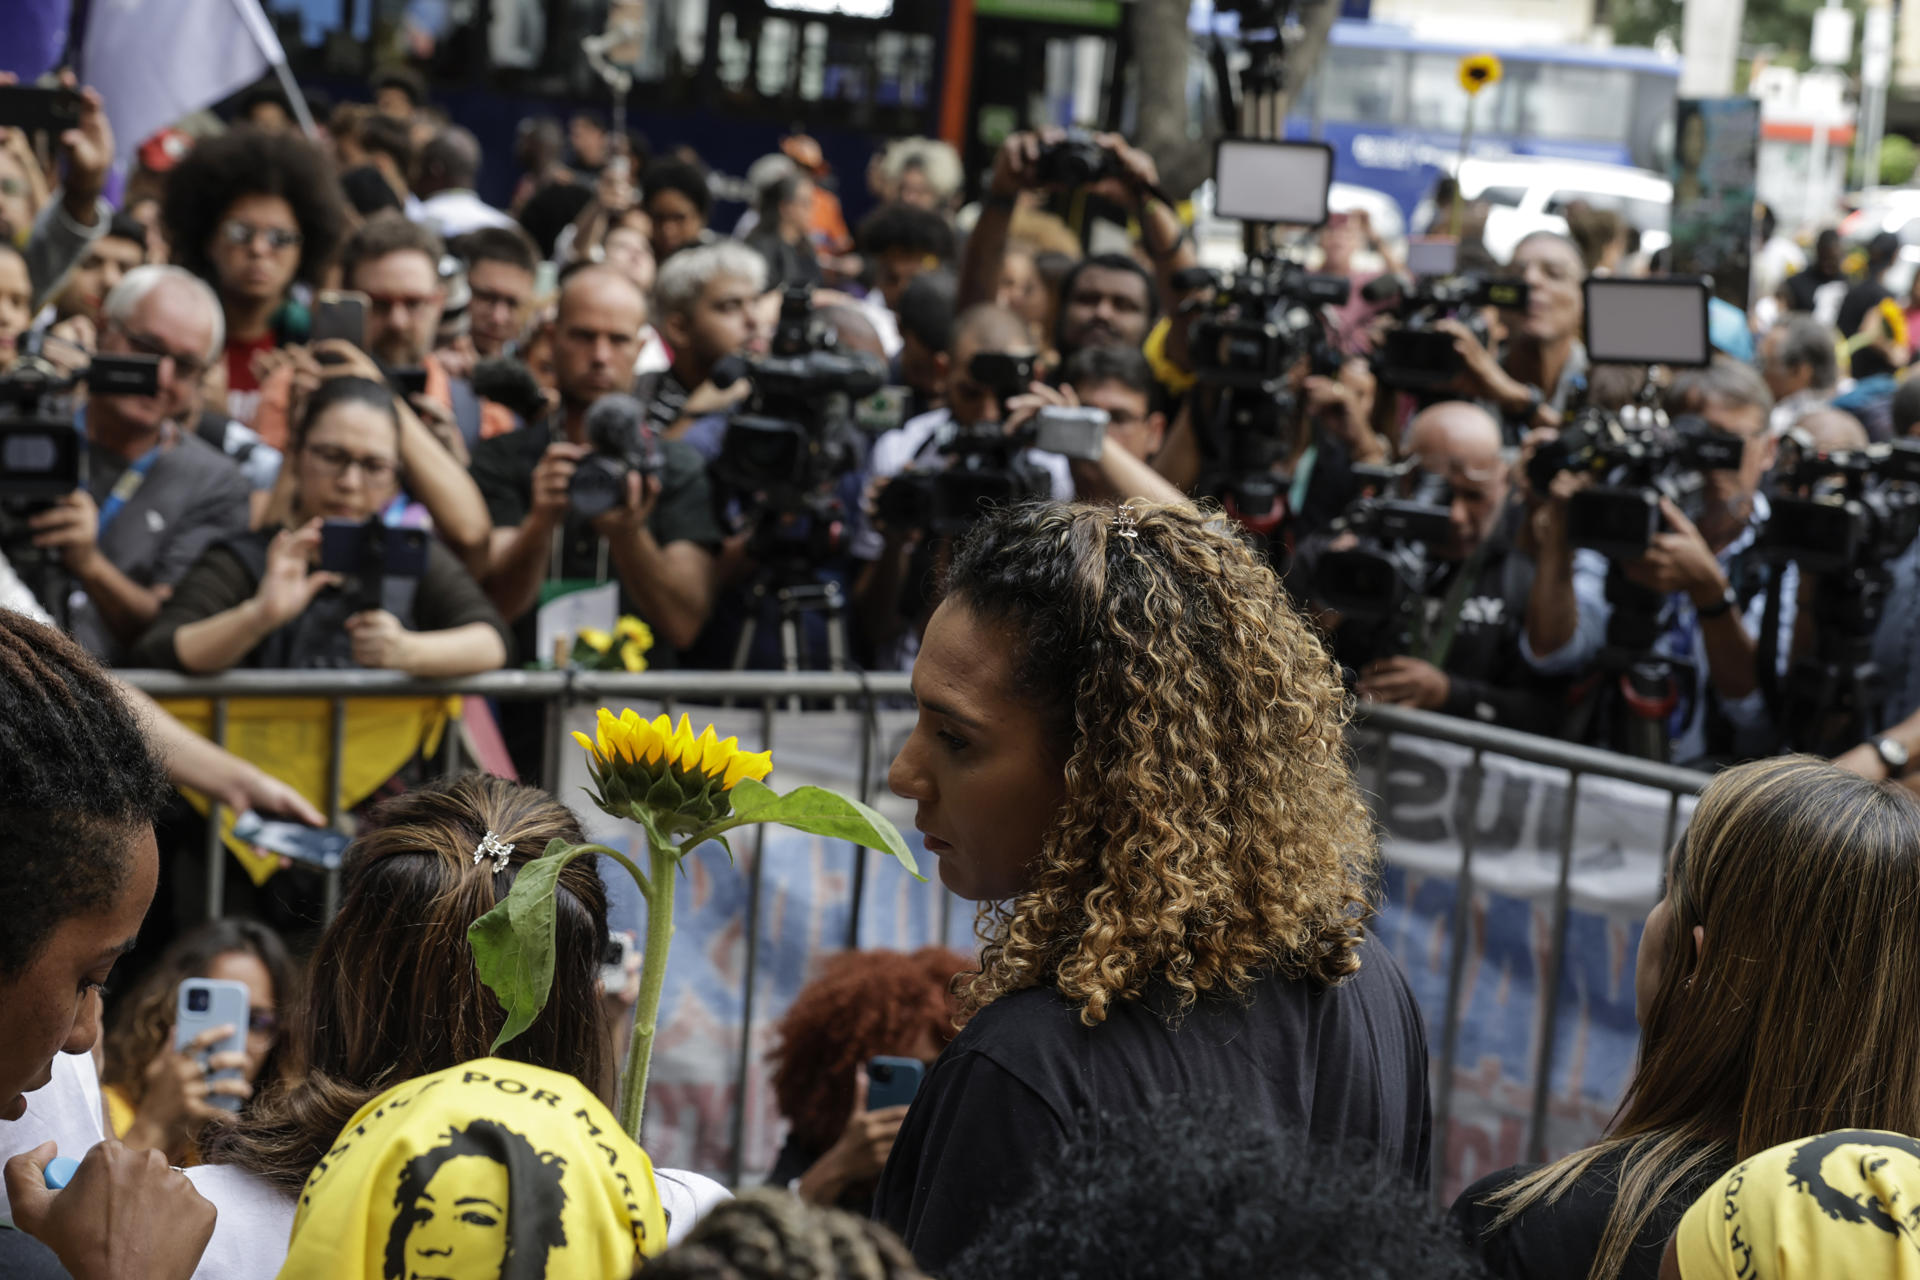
[253, 213, 510, 458]
[25, 266, 250, 662]
[450, 225, 539, 360]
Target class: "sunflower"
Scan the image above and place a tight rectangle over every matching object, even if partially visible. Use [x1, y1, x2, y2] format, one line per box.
[1458, 53, 1502, 95]
[573, 709, 773, 829]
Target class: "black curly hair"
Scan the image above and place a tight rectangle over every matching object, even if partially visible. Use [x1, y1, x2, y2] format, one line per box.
[161, 126, 347, 290]
[636, 1191, 927, 1280]
[948, 1098, 1488, 1280]
[0, 612, 171, 977]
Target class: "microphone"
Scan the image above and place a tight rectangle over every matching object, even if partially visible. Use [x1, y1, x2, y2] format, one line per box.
[582, 393, 648, 453]
[709, 355, 751, 391]
[471, 357, 549, 422]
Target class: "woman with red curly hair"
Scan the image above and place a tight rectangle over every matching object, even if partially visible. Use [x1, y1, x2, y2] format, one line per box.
[766, 947, 971, 1212]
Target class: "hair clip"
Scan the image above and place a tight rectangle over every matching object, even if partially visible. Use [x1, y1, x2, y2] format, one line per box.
[1111, 504, 1140, 539]
[473, 830, 515, 874]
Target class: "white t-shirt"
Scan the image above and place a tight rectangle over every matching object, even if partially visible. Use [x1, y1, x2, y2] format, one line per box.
[183, 1163, 295, 1280]
[0, 1053, 105, 1224]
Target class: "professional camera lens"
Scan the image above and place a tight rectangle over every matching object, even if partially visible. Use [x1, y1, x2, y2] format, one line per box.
[569, 455, 630, 521]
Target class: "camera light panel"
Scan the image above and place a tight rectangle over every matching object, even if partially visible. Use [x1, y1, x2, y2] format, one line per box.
[1213, 139, 1333, 227]
[1583, 278, 1712, 368]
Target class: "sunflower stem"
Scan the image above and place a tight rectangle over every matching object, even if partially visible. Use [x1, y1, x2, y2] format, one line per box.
[618, 834, 680, 1142]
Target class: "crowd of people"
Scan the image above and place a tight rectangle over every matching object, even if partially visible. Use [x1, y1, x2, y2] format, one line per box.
[6, 55, 1920, 1280]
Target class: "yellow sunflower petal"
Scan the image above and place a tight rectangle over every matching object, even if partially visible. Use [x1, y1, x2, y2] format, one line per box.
[722, 748, 774, 789]
[572, 730, 596, 754]
[691, 725, 723, 777]
[595, 707, 621, 758]
[619, 641, 647, 672]
[669, 715, 696, 769]
[577, 626, 612, 652]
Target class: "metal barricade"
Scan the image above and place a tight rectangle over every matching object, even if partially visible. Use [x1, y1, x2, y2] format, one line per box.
[119, 670, 1710, 1192]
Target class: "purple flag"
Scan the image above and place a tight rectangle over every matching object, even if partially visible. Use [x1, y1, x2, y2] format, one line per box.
[0, 0, 72, 81]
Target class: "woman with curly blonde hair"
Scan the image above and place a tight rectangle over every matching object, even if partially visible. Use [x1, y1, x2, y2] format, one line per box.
[875, 501, 1430, 1271]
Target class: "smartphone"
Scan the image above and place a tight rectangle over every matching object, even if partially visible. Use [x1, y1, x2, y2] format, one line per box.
[0, 84, 83, 135]
[311, 291, 368, 350]
[386, 365, 429, 398]
[175, 979, 249, 1113]
[233, 810, 349, 871]
[600, 930, 636, 993]
[866, 1056, 926, 1111]
[1031, 405, 1110, 462]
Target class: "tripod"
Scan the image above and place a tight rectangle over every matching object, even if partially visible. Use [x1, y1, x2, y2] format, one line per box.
[729, 510, 853, 713]
[1567, 566, 1692, 763]
[1779, 566, 1890, 756]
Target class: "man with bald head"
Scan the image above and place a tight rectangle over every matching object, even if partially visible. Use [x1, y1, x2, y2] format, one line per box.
[1328, 400, 1564, 732]
[413, 125, 516, 238]
[472, 267, 722, 774]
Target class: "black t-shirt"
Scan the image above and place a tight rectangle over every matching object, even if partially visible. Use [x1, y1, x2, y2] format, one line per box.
[0, 1227, 70, 1279]
[874, 935, 1432, 1273]
[1837, 279, 1894, 339]
[468, 415, 724, 665]
[1784, 267, 1842, 314]
[1450, 1143, 1724, 1280]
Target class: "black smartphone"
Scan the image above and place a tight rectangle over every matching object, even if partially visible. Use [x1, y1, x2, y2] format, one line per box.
[0, 85, 83, 135]
[386, 365, 429, 398]
[233, 811, 349, 871]
[311, 291, 368, 351]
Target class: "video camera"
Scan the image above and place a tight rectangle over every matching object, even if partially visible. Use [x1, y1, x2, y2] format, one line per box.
[876, 352, 1062, 540]
[1525, 404, 1741, 561]
[0, 345, 160, 556]
[1312, 461, 1455, 657]
[1365, 274, 1529, 393]
[570, 392, 664, 521]
[713, 289, 887, 563]
[1761, 432, 1920, 575]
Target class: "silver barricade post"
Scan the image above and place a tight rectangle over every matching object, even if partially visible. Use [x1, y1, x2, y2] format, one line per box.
[324, 696, 347, 920]
[1527, 769, 1583, 1164]
[1431, 747, 1484, 1206]
[729, 696, 777, 1188]
[203, 697, 230, 920]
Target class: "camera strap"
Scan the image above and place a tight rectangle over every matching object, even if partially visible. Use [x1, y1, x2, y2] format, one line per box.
[1423, 535, 1494, 670]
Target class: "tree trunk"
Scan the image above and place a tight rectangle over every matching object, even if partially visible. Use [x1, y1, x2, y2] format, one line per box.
[1131, 0, 1341, 200]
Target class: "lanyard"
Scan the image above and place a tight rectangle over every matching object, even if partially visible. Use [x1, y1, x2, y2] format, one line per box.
[96, 441, 165, 536]
[1423, 535, 1492, 670]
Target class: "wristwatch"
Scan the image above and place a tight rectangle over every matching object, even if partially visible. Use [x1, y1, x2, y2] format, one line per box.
[1695, 586, 1738, 621]
[1874, 735, 1911, 777]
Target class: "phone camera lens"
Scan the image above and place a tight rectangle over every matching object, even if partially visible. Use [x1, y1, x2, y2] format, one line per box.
[187, 988, 211, 1013]
[872, 1065, 892, 1082]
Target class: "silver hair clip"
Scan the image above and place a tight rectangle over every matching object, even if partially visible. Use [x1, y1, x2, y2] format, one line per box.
[473, 830, 515, 874]
[1111, 504, 1140, 539]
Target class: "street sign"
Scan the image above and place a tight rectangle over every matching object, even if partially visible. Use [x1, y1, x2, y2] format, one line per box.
[1812, 5, 1856, 67]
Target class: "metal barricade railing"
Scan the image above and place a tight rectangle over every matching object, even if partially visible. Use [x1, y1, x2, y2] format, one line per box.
[120, 670, 1711, 1188]
[1356, 704, 1710, 1198]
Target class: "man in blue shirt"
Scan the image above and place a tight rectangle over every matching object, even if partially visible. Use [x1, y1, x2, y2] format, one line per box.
[1523, 360, 1793, 765]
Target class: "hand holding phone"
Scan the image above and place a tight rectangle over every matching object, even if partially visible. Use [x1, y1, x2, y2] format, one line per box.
[174, 979, 250, 1114]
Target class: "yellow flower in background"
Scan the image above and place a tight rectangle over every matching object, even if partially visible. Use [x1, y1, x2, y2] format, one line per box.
[1458, 53, 1502, 95]
[572, 709, 774, 829]
[1879, 297, 1910, 352]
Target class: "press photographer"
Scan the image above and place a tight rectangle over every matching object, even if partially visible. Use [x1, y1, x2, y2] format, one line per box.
[958, 128, 1192, 366]
[1302, 401, 1564, 733]
[12, 266, 251, 661]
[1759, 410, 1920, 761]
[642, 241, 770, 450]
[1441, 231, 1589, 442]
[1525, 359, 1791, 765]
[474, 266, 722, 655]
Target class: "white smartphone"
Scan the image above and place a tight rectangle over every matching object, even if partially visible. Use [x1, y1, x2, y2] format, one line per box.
[175, 978, 249, 1113]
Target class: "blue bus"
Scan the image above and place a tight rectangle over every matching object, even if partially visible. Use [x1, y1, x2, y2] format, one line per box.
[1278, 21, 1681, 220]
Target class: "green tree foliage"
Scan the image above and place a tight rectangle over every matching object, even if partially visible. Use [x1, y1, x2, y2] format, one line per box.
[1607, 0, 1869, 68]
[1879, 133, 1919, 185]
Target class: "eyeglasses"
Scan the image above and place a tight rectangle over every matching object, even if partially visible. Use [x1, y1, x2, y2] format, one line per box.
[116, 326, 209, 382]
[304, 441, 398, 484]
[248, 1009, 280, 1036]
[218, 219, 303, 252]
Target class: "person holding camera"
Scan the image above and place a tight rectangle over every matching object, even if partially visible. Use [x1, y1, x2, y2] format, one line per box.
[27, 265, 252, 663]
[1441, 231, 1588, 443]
[473, 267, 721, 667]
[250, 213, 512, 470]
[131, 375, 509, 676]
[1308, 402, 1564, 734]
[1522, 361, 1791, 764]
[960, 129, 1191, 367]
[641, 241, 771, 452]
